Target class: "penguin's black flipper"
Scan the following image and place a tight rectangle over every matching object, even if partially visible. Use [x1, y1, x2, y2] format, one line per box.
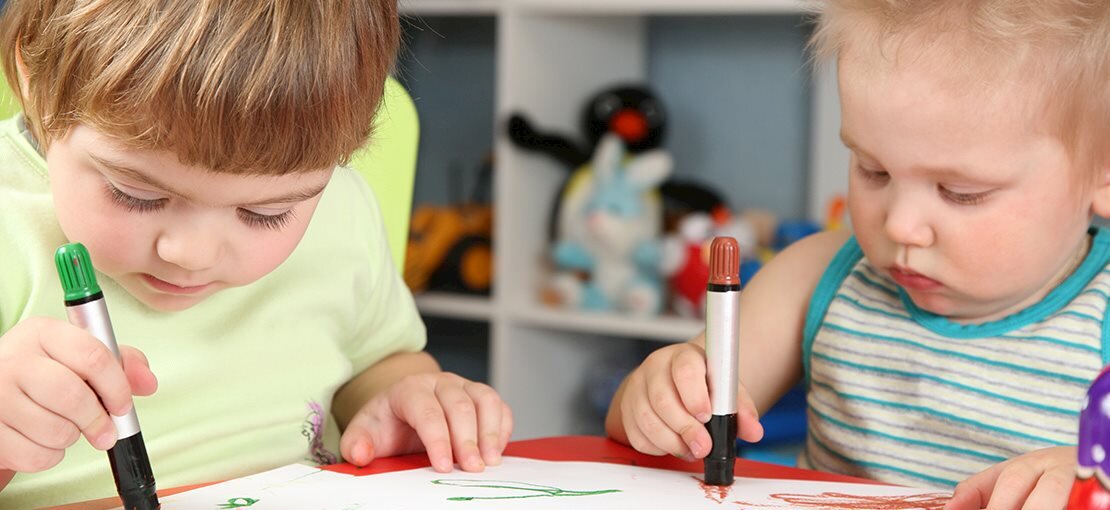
[506, 113, 590, 170]
[660, 179, 727, 214]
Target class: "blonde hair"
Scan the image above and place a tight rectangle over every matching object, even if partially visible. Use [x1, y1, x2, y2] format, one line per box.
[0, 0, 399, 174]
[809, 0, 1109, 177]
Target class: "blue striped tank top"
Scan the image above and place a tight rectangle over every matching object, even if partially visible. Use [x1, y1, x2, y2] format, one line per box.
[799, 227, 1110, 488]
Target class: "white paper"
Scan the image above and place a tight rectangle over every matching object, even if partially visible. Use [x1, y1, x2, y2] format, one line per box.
[158, 457, 951, 509]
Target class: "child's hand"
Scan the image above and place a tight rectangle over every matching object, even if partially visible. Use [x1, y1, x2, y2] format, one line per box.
[607, 341, 763, 461]
[0, 317, 157, 474]
[339, 372, 512, 473]
[945, 446, 1076, 509]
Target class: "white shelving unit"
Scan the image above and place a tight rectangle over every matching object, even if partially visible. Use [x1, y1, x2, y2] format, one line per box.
[512, 0, 804, 14]
[414, 292, 495, 321]
[400, 0, 845, 439]
[404, 0, 808, 14]
[401, 0, 500, 15]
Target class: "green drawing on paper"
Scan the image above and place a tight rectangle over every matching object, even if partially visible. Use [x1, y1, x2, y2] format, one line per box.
[432, 479, 621, 501]
[217, 497, 260, 508]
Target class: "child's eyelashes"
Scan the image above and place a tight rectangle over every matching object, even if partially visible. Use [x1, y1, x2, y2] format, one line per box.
[104, 181, 296, 230]
[855, 165, 889, 183]
[237, 209, 296, 231]
[104, 182, 167, 212]
[854, 165, 993, 206]
[939, 187, 992, 206]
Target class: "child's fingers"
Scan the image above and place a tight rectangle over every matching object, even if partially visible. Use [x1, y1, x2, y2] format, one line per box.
[736, 383, 764, 443]
[620, 407, 662, 457]
[670, 346, 710, 421]
[629, 378, 689, 458]
[498, 402, 513, 456]
[966, 461, 1035, 510]
[119, 347, 158, 397]
[0, 423, 64, 473]
[40, 330, 133, 416]
[945, 462, 1005, 510]
[19, 360, 117, 451]
[5, 393, 80, 450]
[395, 389, 454, 472]
[738, 408, 764, 443]
[617, 373, 668, 456]
[434, 380, 484, 472]
[462, 381, 504, 466]
[646, 367, 708, 459]
[338, 419, 377, 467]
[1019, 468, 1074, 510]
[941, 490, 980, 510]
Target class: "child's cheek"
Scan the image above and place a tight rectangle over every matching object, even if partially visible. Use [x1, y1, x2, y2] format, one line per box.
[226, 218, 314, 287]
[53, 199, 137, 276]
[76, 214, 151, 281]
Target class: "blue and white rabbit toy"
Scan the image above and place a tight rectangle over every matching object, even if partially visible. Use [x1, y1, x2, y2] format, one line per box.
[546, 134, 671, 315]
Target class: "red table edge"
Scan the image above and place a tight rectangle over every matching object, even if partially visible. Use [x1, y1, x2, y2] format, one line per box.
[47, 435, 880, 509]
[324, 435, 880, 486]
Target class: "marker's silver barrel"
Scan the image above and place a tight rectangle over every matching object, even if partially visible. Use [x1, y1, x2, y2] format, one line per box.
[706, 290, 740, 415]
[65, 299, 142, 439]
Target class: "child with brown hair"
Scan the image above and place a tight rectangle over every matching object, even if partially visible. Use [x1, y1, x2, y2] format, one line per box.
[607, 1, 1110, 508]
[0, 0, 512, 507]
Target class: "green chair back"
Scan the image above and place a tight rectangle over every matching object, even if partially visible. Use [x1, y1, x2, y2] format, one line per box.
[352, 77, 420, 271]
[0, 66, 21, 120]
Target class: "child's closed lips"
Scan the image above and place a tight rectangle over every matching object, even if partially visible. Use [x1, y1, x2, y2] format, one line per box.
[141, 273, 214, 294]
[888, 266, 942, 291]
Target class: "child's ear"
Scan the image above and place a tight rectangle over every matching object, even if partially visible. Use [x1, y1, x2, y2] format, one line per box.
[1090, 160, 1110, 218]
[13, 42, 30, 100]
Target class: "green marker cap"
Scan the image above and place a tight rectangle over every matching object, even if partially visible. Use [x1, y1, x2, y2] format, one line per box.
[55, 243, 102, 302]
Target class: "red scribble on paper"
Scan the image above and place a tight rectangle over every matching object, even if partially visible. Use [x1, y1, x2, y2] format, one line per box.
[733, 491, 950, 509]
[693, 476, 732, 504]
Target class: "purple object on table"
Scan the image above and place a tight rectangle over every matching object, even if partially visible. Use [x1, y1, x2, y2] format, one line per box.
[1069, 366, 1110, 509]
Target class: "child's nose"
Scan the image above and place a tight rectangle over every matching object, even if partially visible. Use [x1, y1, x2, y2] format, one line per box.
[155, 223, 223, 272]
[883, 200, 934, 248]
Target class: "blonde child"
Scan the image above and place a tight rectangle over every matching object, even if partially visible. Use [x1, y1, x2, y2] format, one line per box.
[607, 1, 1110, 508]
[0, 1, 512, 507]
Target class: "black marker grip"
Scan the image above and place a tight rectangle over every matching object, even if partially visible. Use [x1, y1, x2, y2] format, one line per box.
[108, 432, 159, 510]
[703, 413, 737, 486]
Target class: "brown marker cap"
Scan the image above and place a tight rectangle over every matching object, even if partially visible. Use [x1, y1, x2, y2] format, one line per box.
[708, 236, 741, 286]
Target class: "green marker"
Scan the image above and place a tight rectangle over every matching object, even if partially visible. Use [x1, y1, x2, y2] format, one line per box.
[55, 243, 159, 510]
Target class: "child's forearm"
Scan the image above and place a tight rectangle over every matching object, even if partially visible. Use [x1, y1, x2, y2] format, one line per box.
[332, 351, 441, 431]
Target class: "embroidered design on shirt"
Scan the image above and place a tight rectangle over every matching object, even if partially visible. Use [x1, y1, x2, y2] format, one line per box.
[302, 400, 339, 465]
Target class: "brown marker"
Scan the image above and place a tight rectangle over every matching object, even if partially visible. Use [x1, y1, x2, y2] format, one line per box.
[704, 237, 740, 486]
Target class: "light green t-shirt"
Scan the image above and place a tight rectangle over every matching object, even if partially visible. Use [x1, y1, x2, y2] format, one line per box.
[0, 116, 427, 508]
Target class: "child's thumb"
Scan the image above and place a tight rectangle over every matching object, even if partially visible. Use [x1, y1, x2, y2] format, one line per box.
[339, 422, 377, 467]
[119, 346, 158, 397]
[736, 383, 764, 443]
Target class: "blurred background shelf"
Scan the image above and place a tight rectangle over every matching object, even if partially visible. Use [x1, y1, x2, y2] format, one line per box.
[400, 0, 805, 15]
[511, 306, 700, 342]
[510, 0, 805, 15]
[414, 291, 495, 321]
[400, 0, 501, 15]
[396, 0, 843, 446]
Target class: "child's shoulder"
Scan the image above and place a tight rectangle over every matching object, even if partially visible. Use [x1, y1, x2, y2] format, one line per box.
[743, 229, 852, 309]
[316, 165, 386, 227]
[282, 165, 393, 273]
[0, 115, 47, 188]
[773, 229, 854, 272]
